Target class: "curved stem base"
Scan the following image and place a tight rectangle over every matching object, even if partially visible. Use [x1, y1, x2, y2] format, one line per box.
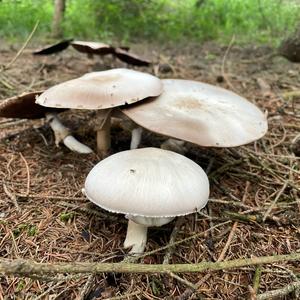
[124, 220, 148, 255]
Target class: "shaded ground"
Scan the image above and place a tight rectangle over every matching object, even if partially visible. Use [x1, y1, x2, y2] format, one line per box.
[0, 40, 299, 299]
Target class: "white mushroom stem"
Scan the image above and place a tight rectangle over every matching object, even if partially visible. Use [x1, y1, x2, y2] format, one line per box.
[63, 136, 93, 154]
[46, 113, 93, 154]
[124, 220, 148, 254]
[96, 110, 111, 157]
[111, 110, 143, 150]
[160, 138, 187, 155]
[130, 127, 143, 149]
[124, 216, 175, 255]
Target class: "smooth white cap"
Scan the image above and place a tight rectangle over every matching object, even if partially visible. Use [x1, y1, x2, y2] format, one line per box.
[36, 69, 163, 110]
[84, 147, 209, 217]
[122, 79, 268, 147]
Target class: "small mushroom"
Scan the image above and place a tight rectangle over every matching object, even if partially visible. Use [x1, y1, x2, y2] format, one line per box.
[32, 40, 152, 66]
[83, 147, 209, 254]
[122, 79, 268, 148]
[0, 92, 92, 154]
[36, 68, 163, 157]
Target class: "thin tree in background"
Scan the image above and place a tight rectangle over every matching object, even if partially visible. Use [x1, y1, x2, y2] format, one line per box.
[52, 0, 66, 38]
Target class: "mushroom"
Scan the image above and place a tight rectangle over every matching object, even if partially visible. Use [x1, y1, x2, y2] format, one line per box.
[36, 68, 163, 156]
[70, 41, 115, 56]
[122, 79, 268, 148]
[0, 91, 92, 154]
[83, 147, 210, 254]
[32, 40, 152, 66]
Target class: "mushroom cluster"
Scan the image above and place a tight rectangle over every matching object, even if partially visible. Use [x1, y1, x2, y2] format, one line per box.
[36, 68, 163, 157]
[34, 69, 267, 156]
[1, 66, 269, 256]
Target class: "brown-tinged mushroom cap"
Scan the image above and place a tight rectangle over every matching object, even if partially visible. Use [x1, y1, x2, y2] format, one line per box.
[36, 68, 163, 110]
[71, 41, 114, 55]
[122, 79, 268, 147]
[0, 91, 64, 119]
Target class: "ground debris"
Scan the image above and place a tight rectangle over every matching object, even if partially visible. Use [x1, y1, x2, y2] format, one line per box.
[0, 41, 299, 299]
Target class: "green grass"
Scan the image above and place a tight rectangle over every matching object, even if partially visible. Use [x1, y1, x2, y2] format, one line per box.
[0, 0, 299, 45]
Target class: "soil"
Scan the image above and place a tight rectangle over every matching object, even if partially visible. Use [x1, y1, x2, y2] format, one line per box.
[0, 40, 299, 300]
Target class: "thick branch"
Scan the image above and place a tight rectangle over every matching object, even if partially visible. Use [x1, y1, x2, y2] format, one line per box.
[1, 252, 300, 277]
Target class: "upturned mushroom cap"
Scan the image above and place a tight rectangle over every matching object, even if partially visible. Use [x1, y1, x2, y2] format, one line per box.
[0, 91, 64, 119]
[36, 69, 163, 110]
[84, 147, 209, 217]
[122, 79, 268, 147]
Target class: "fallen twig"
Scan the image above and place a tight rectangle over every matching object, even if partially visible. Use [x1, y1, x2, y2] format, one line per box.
[19, 152, 30, 196]
[257, 281, 300, 300]
[262, 181, 288, 221]
[282, 90, 300, 100]
[253, 265, 262, 296]
[163, 217, 184, 264]
[2, 21, 39, 71]
[1, 252, 300, 276]
[221, 35, 237, 93]
[3, 183, 20, 212]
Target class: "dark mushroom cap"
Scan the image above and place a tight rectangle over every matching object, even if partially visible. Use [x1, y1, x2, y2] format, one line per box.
[114, 48, 151, 66]
[0, 91, 65, 119]
[32, 39, 73, 55]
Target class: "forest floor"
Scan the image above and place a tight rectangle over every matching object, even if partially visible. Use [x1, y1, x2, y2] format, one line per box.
[0, 40, 299, 300]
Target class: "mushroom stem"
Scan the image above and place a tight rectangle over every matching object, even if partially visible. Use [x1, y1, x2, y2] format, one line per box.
[63, 136, 93, 154]
[46, 113, 93, 154]
[124, 219, 148, 254]
[96, 110, 111, 157]
[160, 138, 187, 155]
[130, 127, 143, 149]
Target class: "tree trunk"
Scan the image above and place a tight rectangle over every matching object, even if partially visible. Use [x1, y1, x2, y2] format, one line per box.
[52, 0, 66, 38]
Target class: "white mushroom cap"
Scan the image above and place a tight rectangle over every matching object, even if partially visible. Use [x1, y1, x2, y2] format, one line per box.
[84, 147, 209, 217]
[122, 79, 268, 147]
[36, 69, 163, 110]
